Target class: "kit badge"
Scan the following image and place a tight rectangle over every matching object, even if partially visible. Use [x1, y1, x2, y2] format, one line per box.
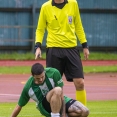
[68, 16, 72, 24]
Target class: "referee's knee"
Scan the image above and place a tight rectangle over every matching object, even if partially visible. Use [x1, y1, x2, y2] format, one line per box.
[73, 78, 84, 90]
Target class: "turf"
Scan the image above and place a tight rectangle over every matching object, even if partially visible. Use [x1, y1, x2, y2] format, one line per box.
[0, 52, 117, 60]
[0, 65, 117, 74]
[87, 100, 117, 117]
[0, 101, 117, 117]
[0, 102, 44, 117]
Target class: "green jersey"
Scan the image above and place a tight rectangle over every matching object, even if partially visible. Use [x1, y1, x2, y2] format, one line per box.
[18, 67, 64, 107]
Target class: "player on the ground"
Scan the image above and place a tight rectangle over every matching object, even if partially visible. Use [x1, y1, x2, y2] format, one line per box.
[11, 63, 89, 117]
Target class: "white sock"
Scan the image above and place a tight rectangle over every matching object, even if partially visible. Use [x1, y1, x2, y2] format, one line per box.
[51, 113, 60, 117]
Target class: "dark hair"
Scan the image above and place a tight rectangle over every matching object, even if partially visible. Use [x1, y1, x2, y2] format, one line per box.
[31, 63, 44, 76]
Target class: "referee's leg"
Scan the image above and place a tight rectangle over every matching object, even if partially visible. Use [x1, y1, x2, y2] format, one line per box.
[66, 48, 87, 106]
[73, 78, 87, 106]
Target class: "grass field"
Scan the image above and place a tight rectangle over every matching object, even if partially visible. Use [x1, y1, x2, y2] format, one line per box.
[0, 65, 117, 74]
[0, 52, 117, 74]
[0, 52, 117, 60]
[1, 101, 117, 117]
[0, 52, 117, 117]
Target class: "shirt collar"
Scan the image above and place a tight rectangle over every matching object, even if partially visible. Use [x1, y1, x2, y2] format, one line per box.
[52, 0, 68, 6]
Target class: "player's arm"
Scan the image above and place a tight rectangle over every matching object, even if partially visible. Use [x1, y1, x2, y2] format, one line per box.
[10, 104, 22, 117]
[11, 85, 30, 117]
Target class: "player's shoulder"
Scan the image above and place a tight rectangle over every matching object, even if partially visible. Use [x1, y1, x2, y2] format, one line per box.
[45, 67, 59, 73]
[45, 68, 61, 76]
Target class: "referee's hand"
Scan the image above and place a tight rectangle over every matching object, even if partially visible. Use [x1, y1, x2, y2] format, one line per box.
[35, 48, 42, 60]
[83, 48, 89, 60]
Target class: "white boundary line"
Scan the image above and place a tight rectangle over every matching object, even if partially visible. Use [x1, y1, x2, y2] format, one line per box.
[0, 94, 20, 97]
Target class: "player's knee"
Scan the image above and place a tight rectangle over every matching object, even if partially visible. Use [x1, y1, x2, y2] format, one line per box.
[53, 87, 62, 96]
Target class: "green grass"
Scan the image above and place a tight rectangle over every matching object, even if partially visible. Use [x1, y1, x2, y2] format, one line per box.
[87, 100, 117, 117]
[0, 52, 116, 117]
[80, 52, 117, 60]
[1, 101, 117, 117]
[0, 102, 44, 117]
[0, 52, 45, 60]
[0, 52, 117, 74]
[83, 66, 117, 73]
[0, 65, 117, 74]
[0, 52, 117, 60]
[0, 66, 31, 74]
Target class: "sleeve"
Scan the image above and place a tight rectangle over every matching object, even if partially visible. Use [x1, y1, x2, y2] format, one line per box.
[53, 69, 64, 87]
[18, 87, 30, 107]
[35, 5, 46, 44]
[74, 1, 87, 44]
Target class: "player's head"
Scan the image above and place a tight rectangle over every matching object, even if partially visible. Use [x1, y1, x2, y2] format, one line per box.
[31, 63, 45, 84]
[31, 63, 44, 76]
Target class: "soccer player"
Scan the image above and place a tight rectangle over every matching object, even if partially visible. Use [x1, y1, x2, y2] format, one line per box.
[35, 0, 89, 106]
[11, 63, 89, 117]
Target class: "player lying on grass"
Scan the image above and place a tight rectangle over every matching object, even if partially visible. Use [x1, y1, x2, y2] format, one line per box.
[11, 63, 89, 117]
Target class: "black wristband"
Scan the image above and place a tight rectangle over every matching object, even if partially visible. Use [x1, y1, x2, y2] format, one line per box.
[35, 42, 41, 50]
[82, 42, 88, 48]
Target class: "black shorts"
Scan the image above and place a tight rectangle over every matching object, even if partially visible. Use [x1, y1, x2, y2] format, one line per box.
[42, 96, 76, 114]
[66, 99, 76, 113]
[46, 47, 84, 82]
[42, 96, 51, 113]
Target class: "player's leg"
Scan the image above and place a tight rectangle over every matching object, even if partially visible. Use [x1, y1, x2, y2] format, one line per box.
[38, 97, 51, 117]
[65, 96, 82, 117]
[65, 47, 87, 106]
[38, 87, 63, 117]
[67, 100, 89, 117]
[46, 87, 63, 117]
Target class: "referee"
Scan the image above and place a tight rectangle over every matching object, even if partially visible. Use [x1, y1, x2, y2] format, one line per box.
[35, 0, 89, 106]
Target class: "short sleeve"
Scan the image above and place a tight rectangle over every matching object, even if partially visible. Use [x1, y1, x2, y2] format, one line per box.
[18, 87, 30, 107]
[53, 69, 64, 87]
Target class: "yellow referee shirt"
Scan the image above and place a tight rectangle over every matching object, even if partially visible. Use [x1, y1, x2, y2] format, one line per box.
[35, 0, 87, 48]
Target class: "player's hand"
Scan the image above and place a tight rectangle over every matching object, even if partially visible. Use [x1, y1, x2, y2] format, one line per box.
[83, 48, 89, 60]
[35, 48, 42, 60]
